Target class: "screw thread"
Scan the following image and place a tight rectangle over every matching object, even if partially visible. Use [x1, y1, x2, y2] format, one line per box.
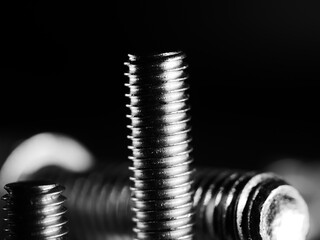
[31, 163, 132, 240]
[2, 181, 68, 240]
[32, 165, 309, 240]
[125, 51, 195, 240]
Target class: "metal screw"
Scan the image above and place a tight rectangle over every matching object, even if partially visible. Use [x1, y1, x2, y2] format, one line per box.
[1, 180, 69, 240]
[31, 164, 309, 240]
[33, 163, 131, 240]
[125, 51, 195, 240]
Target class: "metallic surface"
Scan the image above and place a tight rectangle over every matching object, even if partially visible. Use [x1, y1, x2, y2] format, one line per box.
[2, 181, 68, 239]
[32, 165, 309, 240]
[125, 51, 195, 240]
[33, 164, 132, 240]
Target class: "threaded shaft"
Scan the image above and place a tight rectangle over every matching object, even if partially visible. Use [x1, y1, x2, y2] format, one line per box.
[30, 164, 132, 240]
[2, 181, 68, 240]
[31, 165, 309, 240]
[193, 169, 309, 240]
[125, 51, 195, 240]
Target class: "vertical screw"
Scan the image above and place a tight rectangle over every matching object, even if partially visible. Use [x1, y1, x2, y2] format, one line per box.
[31, 165, 309, 240]
[125, 51, 195, 240]
[2, 181, 68, 240]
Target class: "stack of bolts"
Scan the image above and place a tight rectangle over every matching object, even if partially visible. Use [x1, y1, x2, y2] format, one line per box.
[125, 51, 195, 240]
[2, 50, 310, 240]
[31, 164, 310, 240]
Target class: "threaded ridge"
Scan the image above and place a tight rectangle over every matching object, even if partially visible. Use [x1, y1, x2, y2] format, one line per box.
[33, 164, 132, 240]
[125, 51, 195, 240]
[2, 181, 68, 240]
[193, 169, 308, 240]
[193, 169, 255, 240]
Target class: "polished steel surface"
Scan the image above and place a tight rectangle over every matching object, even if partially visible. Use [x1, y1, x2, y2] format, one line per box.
[125, 51, 195, 240]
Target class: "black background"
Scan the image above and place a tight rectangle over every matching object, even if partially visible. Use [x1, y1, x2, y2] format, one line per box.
[1, 0, 320, 170]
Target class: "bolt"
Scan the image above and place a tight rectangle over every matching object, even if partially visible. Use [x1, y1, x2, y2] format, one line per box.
[31, 164, 309, 240]
[125, 51, 195, 240]
[2, 180, 69, 240]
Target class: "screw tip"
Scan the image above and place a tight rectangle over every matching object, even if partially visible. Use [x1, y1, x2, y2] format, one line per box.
[260, 185, 309, 240]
